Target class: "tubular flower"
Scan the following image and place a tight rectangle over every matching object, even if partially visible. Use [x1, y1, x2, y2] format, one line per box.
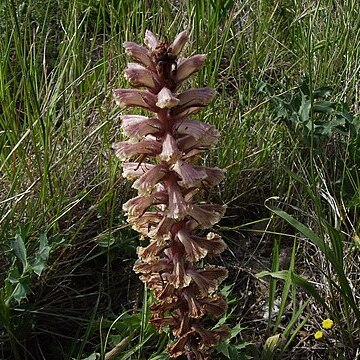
[113, 30, 229, 359]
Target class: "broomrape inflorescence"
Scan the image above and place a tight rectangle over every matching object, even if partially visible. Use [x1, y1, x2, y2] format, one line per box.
[113, 30, 230, 359]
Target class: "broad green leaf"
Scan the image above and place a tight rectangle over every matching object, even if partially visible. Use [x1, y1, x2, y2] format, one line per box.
[8, 267, 21, 284]
[217, 339, 251, 359]
[11, 234, 28, 271]
[313, 101, 336, 114]
[217, 342, 230, 357]
[299, 95, 310, 124]
[11, 280, 30, 304]
[230, 323, 244, 338]
[31, 262, 47, 276]
[32, 233, 52, 276]
[235, 342, 252, 351]
[321, 117, 346, 136]
[217, 342, 240, 359]
[228, 345, 240, 359]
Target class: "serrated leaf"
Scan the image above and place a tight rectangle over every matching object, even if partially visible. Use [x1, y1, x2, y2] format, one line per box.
[217, 341, 230, 357]
[230, 323, 244, 338]
[11, 280, 30, 304]
[217, 341, 250, 360]
[228, 345, 240, 359]
[31, 262, 47, 276]
[235, 341, 252, 350]
[8, 267, 21, 283]
[305, 120, 320, 132]
[320, 117, 346, 136]
[31, 233, 51, 276]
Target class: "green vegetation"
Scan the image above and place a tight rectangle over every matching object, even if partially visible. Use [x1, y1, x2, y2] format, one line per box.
[0, 0, 359, 359]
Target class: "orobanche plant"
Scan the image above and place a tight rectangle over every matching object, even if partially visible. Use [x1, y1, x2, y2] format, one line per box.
[113, 30, 229, 359]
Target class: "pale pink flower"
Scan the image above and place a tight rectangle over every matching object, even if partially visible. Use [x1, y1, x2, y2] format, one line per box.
[112, 140, 161, 160]
[133, 258, 172, 274]
[168, 331, 195, 358]
[132, 164, 168, 194]
[171, 160, 207, 188]
[144, 30, 159, 50]
[167, 182, 188, 219]
[171, 160, 225, 188]
[113, 89, 157, 111]
[160, 133, 182, 163]
[177, 126, 220, 151]
[121, 162, 155, 179]
[123, 42, 152, 67]
[201, 167, 226, 187]
[122, 191, 167, 217]
[173, 118, 218, 140]
[171, 88, 216, 117]
[128, 211, 163, 235]
[175, 54, 206, 83]
[183, 290, 227, 319]
[170, 31, 189, 55]
[121, 115, 162, 140]
[137, 239, 167, 262]
[124, 63, 161, 90]
[148, 217, 175, 243]
[191, 323, 231, 350]
[156, 87, 180, 108]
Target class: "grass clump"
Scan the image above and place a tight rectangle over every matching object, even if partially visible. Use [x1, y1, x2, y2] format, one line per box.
[0, 0, 359, 359]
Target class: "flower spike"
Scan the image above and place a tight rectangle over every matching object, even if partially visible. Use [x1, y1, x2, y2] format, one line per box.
[114, 30, 229, 359]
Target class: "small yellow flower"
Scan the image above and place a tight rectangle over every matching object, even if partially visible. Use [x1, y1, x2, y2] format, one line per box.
[322, 318, 334, 329]
[314, 331, 324, 340]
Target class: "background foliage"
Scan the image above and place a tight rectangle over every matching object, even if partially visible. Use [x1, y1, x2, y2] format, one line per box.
[0, 0, 359, 359]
